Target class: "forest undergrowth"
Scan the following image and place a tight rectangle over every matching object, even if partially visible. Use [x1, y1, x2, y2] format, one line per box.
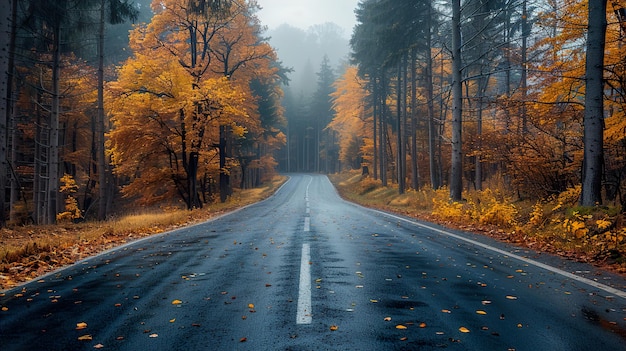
[329, 171, 626, 276]
[0, 176, 287, 290]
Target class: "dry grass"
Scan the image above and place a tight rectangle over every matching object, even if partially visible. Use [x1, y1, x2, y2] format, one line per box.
[0, 176, 286, 289]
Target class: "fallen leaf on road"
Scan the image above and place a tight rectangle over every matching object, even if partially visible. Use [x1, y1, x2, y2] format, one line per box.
[248, 303, 255, 309]
[330, 325, 339, 331]
[506, 295, 518, 300]
[459, 327, 470, 333]
[476, 310, 487, 315]
[171, 299, 182, 305]
[396, 325, 407, 330]
[93, 344, 104, 349]
[240, 337, 247, 342]
[76, 322, 88, 330]
[78, 335, 93, 341]
[419, 322, 427, 328]
[384, 317, 392, 321]
[149, 333, 158, 338]
[169, 318, 176, 323]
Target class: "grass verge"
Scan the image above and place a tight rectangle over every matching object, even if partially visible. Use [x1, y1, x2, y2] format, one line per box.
[329, 171, 626, 275]
[0, 176, 286, 290]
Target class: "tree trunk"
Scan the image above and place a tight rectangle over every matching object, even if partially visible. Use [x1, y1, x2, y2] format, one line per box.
[219, 125, 229, 202]
[188, 151, 202, 208]
[450, 0, 463, 201]
[372, 80, 378, 180]
[47, 27, 62, 224]
[410, 49, 419, 190]
[97, 0, 108, 220]
[580, 0, 607, 206]
[380, 72, 388, 187]
[396, 59, 405, 194]
[426, 10, 440, 189]
[0, 0, 14, 226]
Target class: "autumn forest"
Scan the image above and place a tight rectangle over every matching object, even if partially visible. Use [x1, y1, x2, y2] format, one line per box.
[0, 1, 626, 266]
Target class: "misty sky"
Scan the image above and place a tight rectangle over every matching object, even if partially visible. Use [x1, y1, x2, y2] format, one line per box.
[257, 0, 360, 37]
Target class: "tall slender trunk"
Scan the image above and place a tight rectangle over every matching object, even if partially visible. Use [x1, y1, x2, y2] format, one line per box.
[47, 27, 62, 224]
[450, 0, 463, 201]
[219, 125, 229, 202]
[426, 12, 440, 189]
[580, 0, 607, 206]
[0, 0, 14, 226]
[372, 80, 378, 180]
[521, 0, 529, 134]
[97, 0, 108, 220]
[380, 71, 387, 186]
[396, 58, 405, 194]
[410, 48, 419, 190]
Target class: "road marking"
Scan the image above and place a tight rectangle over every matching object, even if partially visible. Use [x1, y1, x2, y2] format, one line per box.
[297, 243, 312, 324]
[373, 209, 626, 300]
[303, 217, 310, 232]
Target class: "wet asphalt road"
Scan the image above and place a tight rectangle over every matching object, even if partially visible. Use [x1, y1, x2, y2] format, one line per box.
[1, 174, 626, 351]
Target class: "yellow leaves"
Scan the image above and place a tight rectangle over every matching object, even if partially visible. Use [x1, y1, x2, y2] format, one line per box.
[76, 322, 88, 330]
[596, 219, 612, 231]
[78, 335, 93, 341]
[458, 327, 470, 333]
[563, 219, 589, 238]
[329, 325, 339, 331]
[476, 310, 487, 315]
[395, 324, 407, 330]
[171, 299, 183, 305]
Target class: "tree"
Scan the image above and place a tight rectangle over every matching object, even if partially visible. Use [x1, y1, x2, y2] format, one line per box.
[580, 0, 607, 206]
[329, 66, 370, 170]
[450, 0, 463, 201]
[0, 0, 15, 226]
[309, 55, 336, 173]
[96, 0, 138, 220]
[107, 0, 278, 208]
[21, 0, 93, 224]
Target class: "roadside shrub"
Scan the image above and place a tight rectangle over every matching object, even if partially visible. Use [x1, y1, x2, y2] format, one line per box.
[431, 188, 467, 221]
[359, 176, 380, 194]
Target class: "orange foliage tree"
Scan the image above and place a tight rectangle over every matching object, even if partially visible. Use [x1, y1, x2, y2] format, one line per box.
[328, 66, 372, 171]
[107, 0, 282, 208]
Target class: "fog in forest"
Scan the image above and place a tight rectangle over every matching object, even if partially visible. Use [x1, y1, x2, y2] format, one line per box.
[265, 23, 350, 102]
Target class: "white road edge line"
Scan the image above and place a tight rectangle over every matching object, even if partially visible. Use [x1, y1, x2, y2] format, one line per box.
[370, 208, 626, 300]
[297, 243, 312, 324]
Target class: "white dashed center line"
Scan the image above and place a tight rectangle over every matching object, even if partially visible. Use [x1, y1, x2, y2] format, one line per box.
[296, 243, 312, 324]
